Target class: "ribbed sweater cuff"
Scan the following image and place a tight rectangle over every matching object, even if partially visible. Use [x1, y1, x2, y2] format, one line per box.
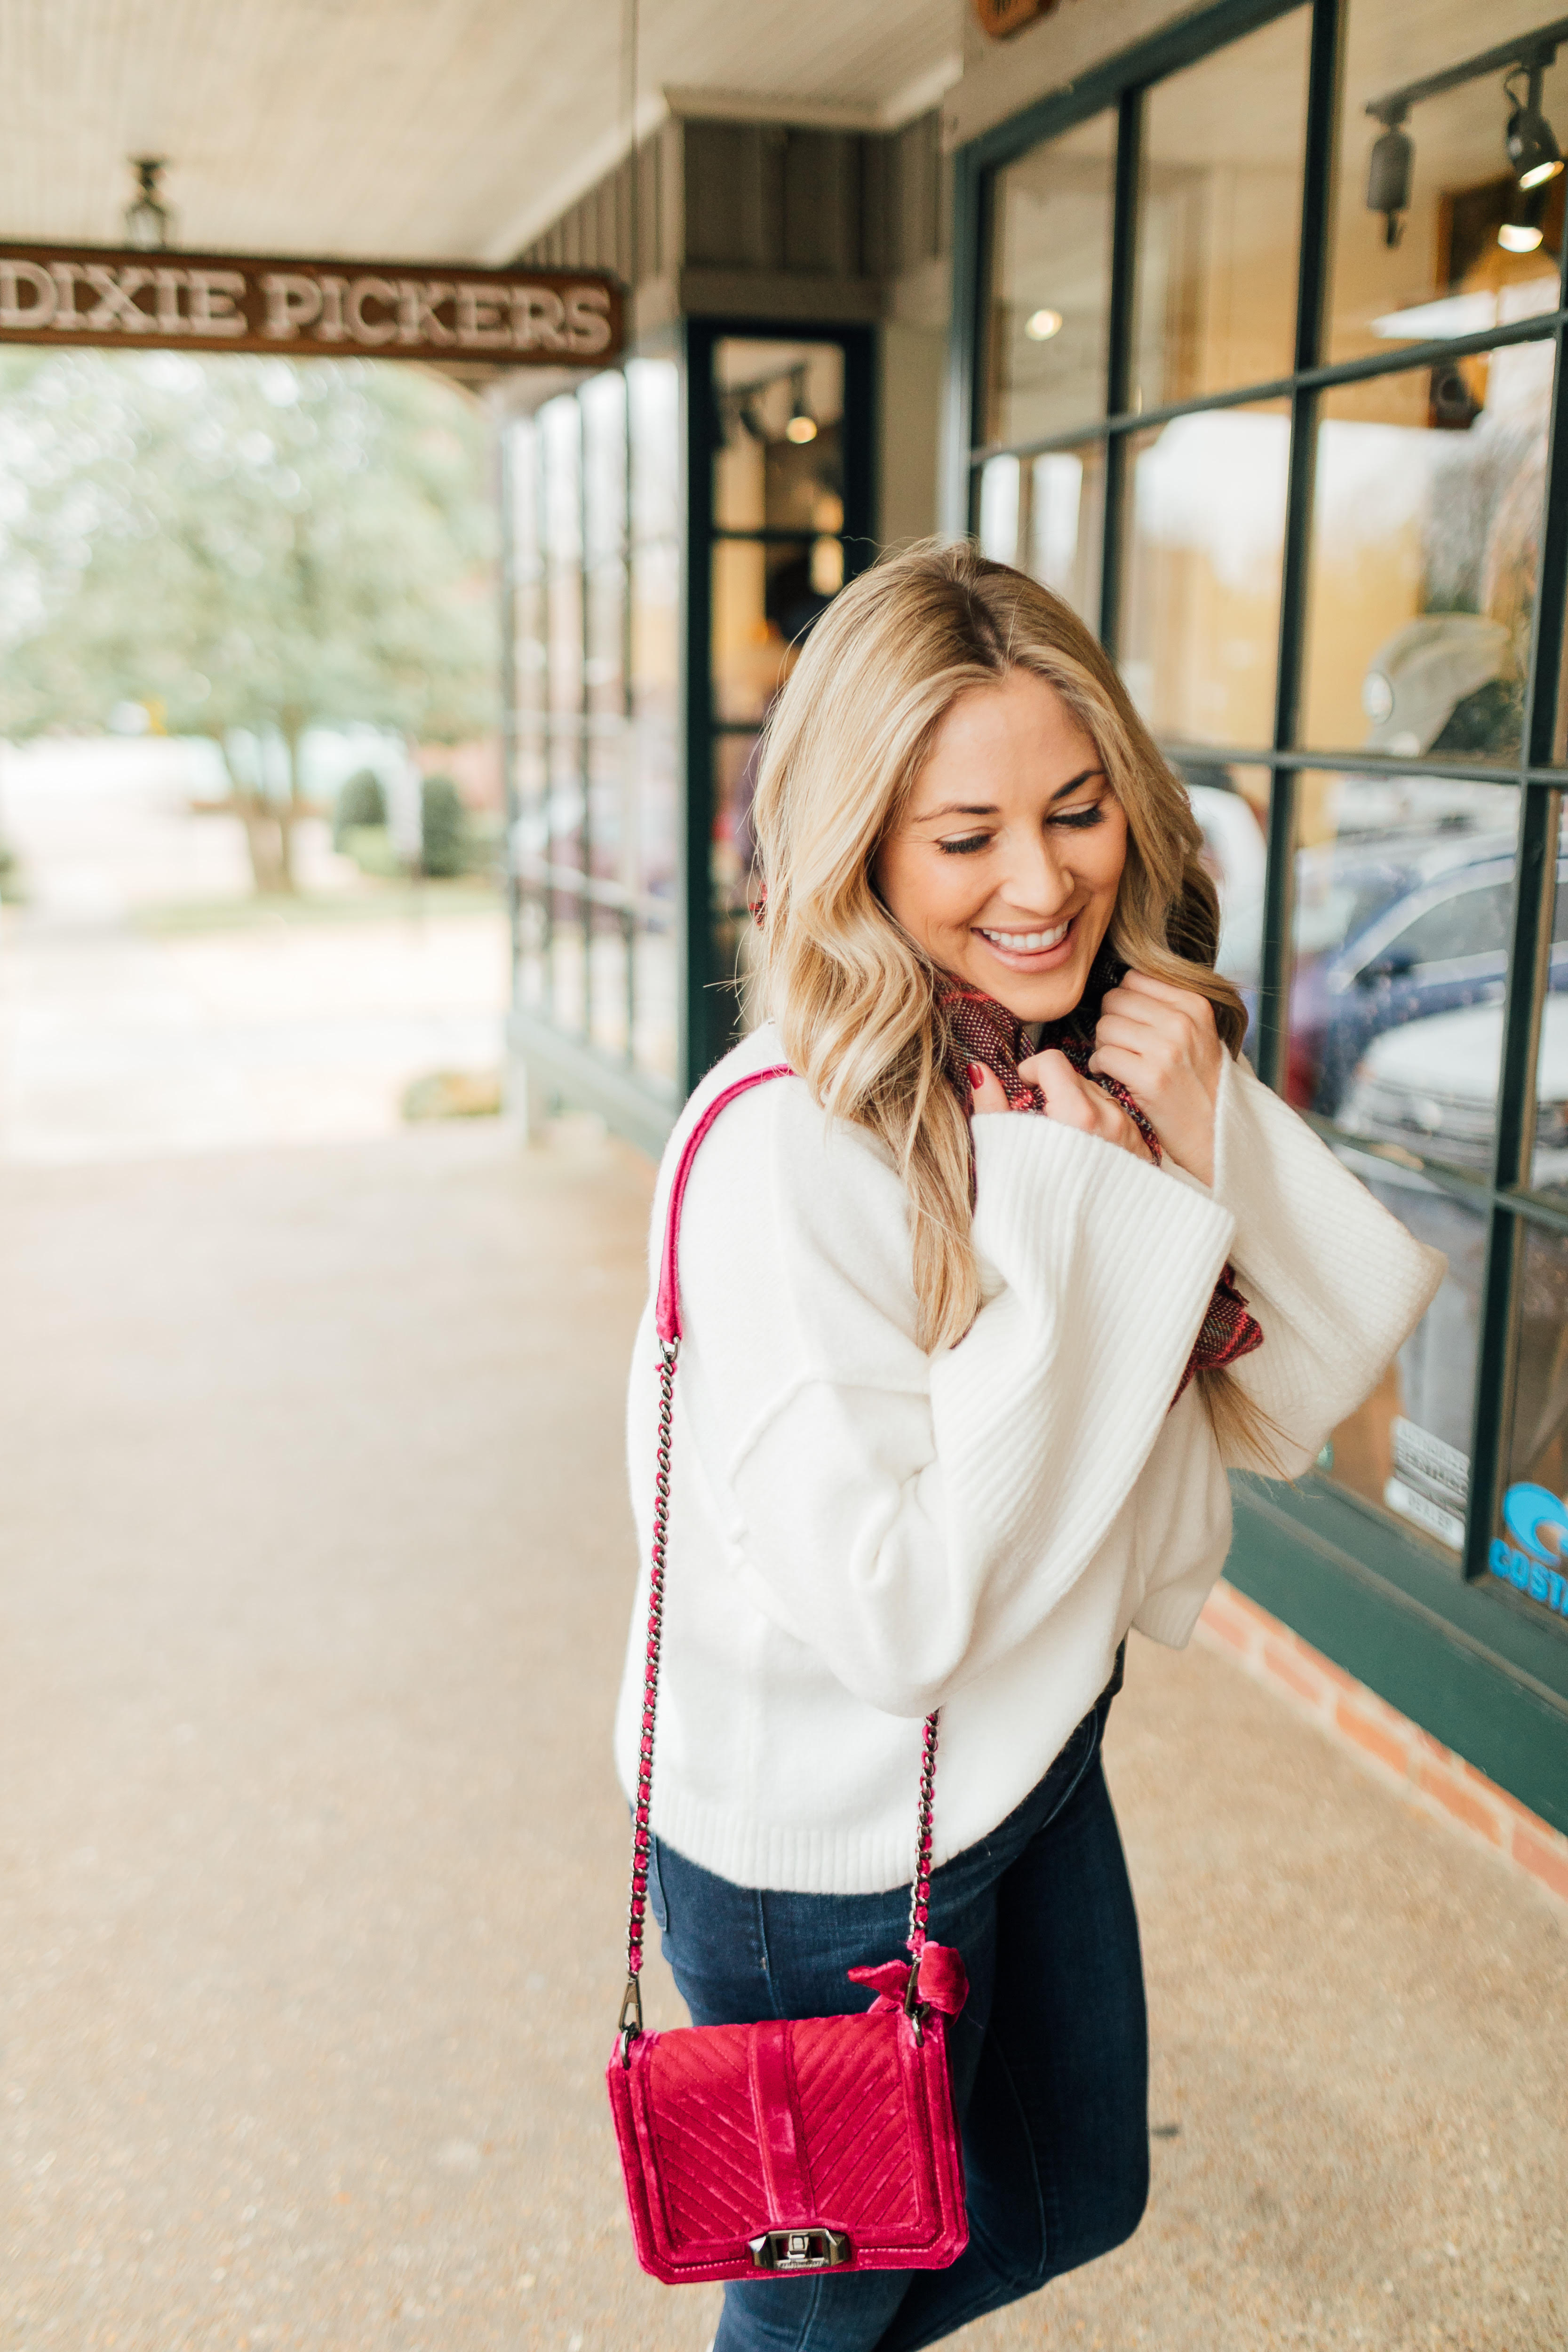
[970, 1112, 1236, 1306]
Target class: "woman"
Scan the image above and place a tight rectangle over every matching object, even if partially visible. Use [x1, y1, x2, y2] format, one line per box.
[615, 545, 1442, 2352]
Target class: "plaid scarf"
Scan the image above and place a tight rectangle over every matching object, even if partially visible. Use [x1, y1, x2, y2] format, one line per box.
[937, 954, 1262, 1400]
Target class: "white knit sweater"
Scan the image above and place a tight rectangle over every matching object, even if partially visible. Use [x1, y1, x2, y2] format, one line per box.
[614, 1020, 1444, 1893]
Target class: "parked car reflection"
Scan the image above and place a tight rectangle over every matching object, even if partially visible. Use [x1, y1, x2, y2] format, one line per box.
[1222, 809, 1561, 1114]
[1339, 994, 1568, 1187]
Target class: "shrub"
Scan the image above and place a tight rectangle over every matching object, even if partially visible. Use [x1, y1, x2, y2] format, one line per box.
[333, 767, 387, 847]
[419, 774, 468, 877]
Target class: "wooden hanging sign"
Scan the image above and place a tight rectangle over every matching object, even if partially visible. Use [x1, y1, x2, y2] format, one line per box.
[0, 243, 622, 365]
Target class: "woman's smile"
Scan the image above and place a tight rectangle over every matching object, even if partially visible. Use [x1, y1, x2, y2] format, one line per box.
[974, 914, 1077, 969]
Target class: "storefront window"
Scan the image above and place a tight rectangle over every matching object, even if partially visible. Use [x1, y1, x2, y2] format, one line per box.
[963, 0, 1568, 1831]
[709, 336, 849, 990]
[506, 353, 680, 1090]
[1299, 359, 1548, 766]
[1330, 1, 1568, 369]
[1132, 7, 1310, 411]
[987, 111, 1116, 448]
[1119, 403, 1291, 751]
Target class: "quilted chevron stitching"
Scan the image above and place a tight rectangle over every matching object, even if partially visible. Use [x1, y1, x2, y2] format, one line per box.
[626, 2014, 963, 2265]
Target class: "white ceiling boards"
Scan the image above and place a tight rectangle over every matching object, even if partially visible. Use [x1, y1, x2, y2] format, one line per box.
[0, 0, 961, 268]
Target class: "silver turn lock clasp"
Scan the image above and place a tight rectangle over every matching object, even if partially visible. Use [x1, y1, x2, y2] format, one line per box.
[748, 2227, 852, 2271]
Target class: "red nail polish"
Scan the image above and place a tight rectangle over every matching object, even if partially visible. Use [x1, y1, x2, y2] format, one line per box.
[968, 1063, 985, 1089]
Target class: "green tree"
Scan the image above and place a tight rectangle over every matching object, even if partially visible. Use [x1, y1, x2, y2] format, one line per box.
[0, 350, 497, 891]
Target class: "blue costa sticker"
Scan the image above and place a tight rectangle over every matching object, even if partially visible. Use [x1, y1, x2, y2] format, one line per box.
[1491, 1484, 1568, 1620]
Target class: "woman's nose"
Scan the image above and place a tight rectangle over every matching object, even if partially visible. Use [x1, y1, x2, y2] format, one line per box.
[995, 831, 1073, 916]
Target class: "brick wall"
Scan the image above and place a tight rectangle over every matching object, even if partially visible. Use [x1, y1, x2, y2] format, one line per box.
[1196, 1581, 1568, 1915]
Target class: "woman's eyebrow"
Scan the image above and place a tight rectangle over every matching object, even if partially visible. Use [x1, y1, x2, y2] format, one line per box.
[915, 767, 1106, 823]
[1050, 766, 1106, 800]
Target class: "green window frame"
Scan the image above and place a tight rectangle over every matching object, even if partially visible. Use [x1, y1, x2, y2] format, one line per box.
[947, 0, 1568, 1828]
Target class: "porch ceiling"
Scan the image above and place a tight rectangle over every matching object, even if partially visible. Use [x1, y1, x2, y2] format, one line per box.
[0, 0, 961, 268]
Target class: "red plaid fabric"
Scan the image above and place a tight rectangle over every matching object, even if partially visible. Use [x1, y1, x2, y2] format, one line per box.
[937, 972, 1262, 1400]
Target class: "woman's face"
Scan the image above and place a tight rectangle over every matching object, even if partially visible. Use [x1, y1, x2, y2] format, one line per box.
[875, 668, 1129, 1023]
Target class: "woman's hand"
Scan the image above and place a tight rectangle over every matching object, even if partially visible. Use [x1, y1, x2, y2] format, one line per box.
[969, 1053, 1154, 1162]
[1087, 971, 1222, 1184]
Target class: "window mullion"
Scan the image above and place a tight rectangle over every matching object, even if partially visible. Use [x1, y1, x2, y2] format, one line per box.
[1258, 0, 1345, 1092]
[1466, 289, 1568, 1583]
[1097, 85, 1142, 657]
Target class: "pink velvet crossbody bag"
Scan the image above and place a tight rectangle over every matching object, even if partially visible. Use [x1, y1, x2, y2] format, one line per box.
[606, 1065, 971, 2287]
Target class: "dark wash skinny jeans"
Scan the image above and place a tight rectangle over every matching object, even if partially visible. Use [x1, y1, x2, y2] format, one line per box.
[645, 1692, 1149, 2352]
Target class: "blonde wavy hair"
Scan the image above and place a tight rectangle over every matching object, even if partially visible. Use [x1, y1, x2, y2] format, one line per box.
[749, 540, 1276, 1465]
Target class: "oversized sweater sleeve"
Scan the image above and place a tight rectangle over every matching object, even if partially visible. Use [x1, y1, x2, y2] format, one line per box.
[672, 1081, 1236, 1717]
[1167, 1053, 1446, 1478]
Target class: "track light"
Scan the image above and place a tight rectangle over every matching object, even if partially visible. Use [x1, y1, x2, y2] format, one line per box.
[1024, 306, 1064, 341]
[1367, 115, 1412, 247]
[123, 157, 172, 251]
[785, 370, 817, 445]
[1506, 63, 1565, 188]
[1499, 178, 1551, 252]
[1366, 22, 1568, 253]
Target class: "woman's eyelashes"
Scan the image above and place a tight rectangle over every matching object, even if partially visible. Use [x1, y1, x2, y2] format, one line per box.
[934, 803, 1106, 855]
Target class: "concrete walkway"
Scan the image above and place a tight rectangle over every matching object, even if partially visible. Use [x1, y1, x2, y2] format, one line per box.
[2, 1121, 1563, 2352]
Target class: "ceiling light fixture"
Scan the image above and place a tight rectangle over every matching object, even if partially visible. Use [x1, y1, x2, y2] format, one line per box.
[123, 156, 173, 251]
[1024, 306, 1064, 341]
[1367, 19, 1568, 253]
[1499, 179, 1551, 251]
[1506, 61, 1566, 187]
[786, 370, 818, 445]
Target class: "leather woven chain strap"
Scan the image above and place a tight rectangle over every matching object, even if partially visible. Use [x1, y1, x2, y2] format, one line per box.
[618, 1065, 942, 2047]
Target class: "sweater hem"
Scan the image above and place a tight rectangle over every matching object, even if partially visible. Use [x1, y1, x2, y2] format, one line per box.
[620, 1770, 939, 1897]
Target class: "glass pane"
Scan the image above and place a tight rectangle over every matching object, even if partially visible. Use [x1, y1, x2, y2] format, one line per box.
[631, 541, 679, 723]
[1494, 1217, 1568, 1634]
[1132, 7, 1310, 411]
[1119, 404, 1290, 751]
[1300, 359, 1549, 764]
[546, 731, 585, 878]
[1288, 772, 1519, 1130]
[632, 711, 679, 908]
[546, 902, 586, 1034]
[712, 539, 837, 723]
[509, 422, 546, 722]
[1331, 2, 1568, 368]
[541, 396, 581, 564]
[517, 884, 548, 1014]
[632, 924, 678, 1086]
[1531, 810, 1568, 1195]
[1176, 763, 1272, 1025]
[628, 356, 680, 544]
[586, 563, 626, 717]
[715, 340, 845, 533]
[1320, 1149, 1485, 1554]
[581, 370, 627, 564]
[987, 110, 1116, 446]
[714, 731, 763, 915]
[977, 444, 1105, 625]
[588, 910, 630, 1062]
